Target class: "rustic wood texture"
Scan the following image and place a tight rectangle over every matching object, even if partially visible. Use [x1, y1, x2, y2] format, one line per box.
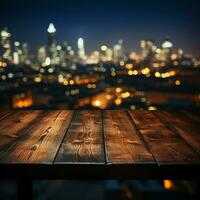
[0, 110, 199, 179]
[0, 111, 73, 163]
[155, 111, 200, 154]
[103, 110, 155, 164]
[129, 110, 200, 165]
[55, 110, 105, 164]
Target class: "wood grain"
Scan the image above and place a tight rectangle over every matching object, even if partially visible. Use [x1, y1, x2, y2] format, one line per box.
[155, 111, 200, 154]
[129, 111, 200, 165]
[0, 111, 43, 157]
[103, 110, 155, 164]
[0, 111, 73, 164]
[55, 110, 104, 164]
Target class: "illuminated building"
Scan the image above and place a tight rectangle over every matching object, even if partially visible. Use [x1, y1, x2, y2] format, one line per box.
[0, 27, 12, 63]
[161, 38, 173, 63]
[113, 39, 126, 63]
[100, 45, 113, 62]
[77, 37, 86, 60]
[140, 40, 155, 63]
[21, 43, 30, 64]
[38, 46, 47, 65]
[47, 23, 58, 65]
[13, 42, 30, 65]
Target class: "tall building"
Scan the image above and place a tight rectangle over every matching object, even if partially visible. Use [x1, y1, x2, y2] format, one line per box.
[13, 41, 21, 65]
[161, 38, 173, 63]
[113, 39, 125, 63]
[0, 27, 12, 62]
[38, 46, 47, 65]
[47, 23, 58, 65]
[140, 40, 155, 63]
[77, 37, 86, 60]
[21, 43, 30, 64]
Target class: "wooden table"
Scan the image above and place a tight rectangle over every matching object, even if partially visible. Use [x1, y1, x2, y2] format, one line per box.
[0, 110, 200, 199]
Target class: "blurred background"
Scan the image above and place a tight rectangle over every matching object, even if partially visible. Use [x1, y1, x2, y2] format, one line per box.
[0, 0, 200, 110]
[0, 0, 200, 199]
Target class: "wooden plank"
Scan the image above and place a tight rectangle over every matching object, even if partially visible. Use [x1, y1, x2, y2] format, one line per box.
[103, 110, 155, 165]
[0, 111, 13, 121]
[0, 111, 43, 156]
[55, 110, 104, 164]
[0, 111, 73, 164]
[129, 111, 200, 165]
[155, 111, 200, 154]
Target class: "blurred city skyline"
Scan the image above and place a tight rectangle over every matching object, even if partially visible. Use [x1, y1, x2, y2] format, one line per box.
[0, 0, 200, 54]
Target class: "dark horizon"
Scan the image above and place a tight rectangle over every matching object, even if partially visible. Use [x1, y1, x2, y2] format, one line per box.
[0, 0, 200, 55]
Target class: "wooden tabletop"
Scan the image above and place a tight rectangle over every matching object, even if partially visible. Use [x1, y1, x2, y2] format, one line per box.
[0, 110, 200, 179]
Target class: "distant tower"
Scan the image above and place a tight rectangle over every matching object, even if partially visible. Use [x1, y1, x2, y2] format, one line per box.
[77, 37, 86, 60]
[113, 39, 125, 63]
[161, 37, 173, 63]
[0, 27, 12, 62]
[140, 39, 154, 63]
[47, 23, 58, 65]
[38, 46, 47, 65]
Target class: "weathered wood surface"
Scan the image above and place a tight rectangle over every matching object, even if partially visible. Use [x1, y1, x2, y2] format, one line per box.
[0, 110, 199, 179]
[103, 110, 155, 164]
[55, 110, 104, 164]
[129, 110, 200, 165]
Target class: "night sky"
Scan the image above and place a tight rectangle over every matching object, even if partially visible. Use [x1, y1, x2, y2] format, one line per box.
[0, 0, 200, 54]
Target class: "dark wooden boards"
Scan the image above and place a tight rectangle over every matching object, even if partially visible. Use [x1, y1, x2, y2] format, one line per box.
[55, 110, 105, 164]
[0, 111, 73, 164]
[155, 111, 200, 154]
[103, 110, 155, 164]
[129, 110, 200, 165]
[0, 110, 199, 179]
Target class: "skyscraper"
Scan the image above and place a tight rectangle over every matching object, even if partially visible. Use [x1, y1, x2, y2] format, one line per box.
[0, 27, 12, 63]
[113, 39, 125, 63]
[47, 23, 58, 65]
[77, 37, 86, 60]
[161, 38, 173, 63]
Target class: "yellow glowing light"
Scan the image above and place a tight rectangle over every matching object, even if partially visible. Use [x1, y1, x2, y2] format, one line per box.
[69, 80, 74, 85]
[133, 70, 138, 75]
[142, 67, 150, 75]
[100, 45, 107, 51]
[169, 70, 176, 76]
[94, 100, 101, 107]
[2, 75, 6, 80]
[121, 92, 130, 99]
[125, 63, 133, 69]
[171, 54, 177, 60]
[155, 72, 160, 77]
[115, 87, 122, 93]
[128, 70, 133, 75]
[175, 80, 181, 86]
[173, 61, 179, 66]
[115, 98, 122, 106]
[163, 180, 173, 190]
[34, 76, 42, 82]
[63, 80, 69, 86]
[161, 74, 167, 78]
[148, 106, 157, 111]
[120, 61, 125, 66]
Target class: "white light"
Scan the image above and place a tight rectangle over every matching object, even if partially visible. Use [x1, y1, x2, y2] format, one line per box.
[13, 52, 19, 65]
[1, 30, 11, 37]
[162, 41, 173, 49]
[78, 38, 84, 48]
[47, 23, 56, 33]
[45, 57, 51, 66]
[14, 41, 20, 47]
[57, 45, 62, 50]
